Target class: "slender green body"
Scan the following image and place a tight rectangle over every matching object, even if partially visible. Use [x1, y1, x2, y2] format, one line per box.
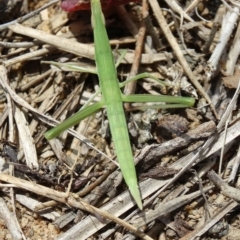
[91, 0, 142, 208]
[44, 0, 195, 209]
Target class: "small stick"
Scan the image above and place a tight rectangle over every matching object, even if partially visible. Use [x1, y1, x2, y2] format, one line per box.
[208, 170, 240, 202]
[0, 0, 60, 31]
[0, 173, 153, 240]
[124, 0, 147, 109]
[148, 0, 218, 118]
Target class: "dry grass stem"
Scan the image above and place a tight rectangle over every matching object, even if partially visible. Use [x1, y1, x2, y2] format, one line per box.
[0, 0, 240, 239]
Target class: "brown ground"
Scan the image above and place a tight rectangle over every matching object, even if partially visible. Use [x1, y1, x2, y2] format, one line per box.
[0, 0, 240, 239]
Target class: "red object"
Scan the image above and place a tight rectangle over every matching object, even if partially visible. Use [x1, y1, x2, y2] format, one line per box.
[61, 0, 139, 11]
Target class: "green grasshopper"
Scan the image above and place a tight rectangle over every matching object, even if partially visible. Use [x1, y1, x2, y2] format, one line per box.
[44, 0, 195, 209]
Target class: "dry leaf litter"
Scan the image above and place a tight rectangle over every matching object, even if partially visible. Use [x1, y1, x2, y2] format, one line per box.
[0, 0, 240, 239]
